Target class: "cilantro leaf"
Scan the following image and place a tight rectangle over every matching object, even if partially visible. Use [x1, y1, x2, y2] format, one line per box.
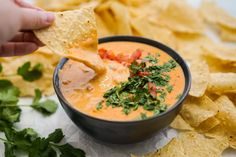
[28, 137, 57, 157]
[0, 63, 3, 73]
[4, 142, 16, 157]
[4, 127, 38, 151]
[0, 80, 21, 125]
[55, 143, 86, 157]
[96, 102, 103, 110]
[47, 129, 64, 143]
[31, 89, 58, 115]
[144, 55, 158, 64]
[166, 85, 173, 93]
[17, 62, 43, 82]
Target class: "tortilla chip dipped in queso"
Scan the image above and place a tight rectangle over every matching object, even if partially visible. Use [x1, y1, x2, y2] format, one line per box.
[59, 42, 185, 121]
[34, 7, 105, 74]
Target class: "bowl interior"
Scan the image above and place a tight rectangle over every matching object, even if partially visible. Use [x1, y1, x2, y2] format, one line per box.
[53, 35, 191, 123]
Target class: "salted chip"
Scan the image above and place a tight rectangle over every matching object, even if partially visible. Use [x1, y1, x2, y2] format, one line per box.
[95, 13, 112, 37]
[35, 0, 89, 11]
[219, 25, 236, 42]
[207, 73, 236, 94]
[189, 60, 210, 97]
[215, 96, 236, 132]
[178, 132, 229, 157]
[0, 48, 60, 96]
[199, 1, 236, 29]
[153, 138, 187, 157]
[202, 44, 236, 63]
[204, 96, 236, 149]
[180, 96, 218, 127]
[170, 115, 194, 131]
[131, 17, 176, 48]
[156, 0, 204, 34]
[197, 117, 220, 133]
[96, 1, 132, 35]
[140, 132, 229, 157]
[34, 8, 105, 74]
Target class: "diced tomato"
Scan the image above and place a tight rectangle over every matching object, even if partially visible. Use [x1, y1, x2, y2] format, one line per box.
[99, 48, 142, 64]
[107, 50, 117, 60]
[116, 53, 130, 63]
[98, 48, 109, 59]
[130, 49, 142, 62]
[148, 82, 157, 98]
[137, 71, 150, 77]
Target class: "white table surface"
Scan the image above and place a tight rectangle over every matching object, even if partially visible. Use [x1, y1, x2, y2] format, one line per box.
[1, 0, 236, 156]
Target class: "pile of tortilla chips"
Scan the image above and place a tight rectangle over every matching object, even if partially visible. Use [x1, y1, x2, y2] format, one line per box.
[1, 0, 236, 155]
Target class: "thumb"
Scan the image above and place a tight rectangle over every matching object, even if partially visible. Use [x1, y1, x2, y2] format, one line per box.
[20, 8, 55, 30]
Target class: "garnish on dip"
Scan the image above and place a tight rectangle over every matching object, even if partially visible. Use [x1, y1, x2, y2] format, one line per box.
[100, 51, 177, 116]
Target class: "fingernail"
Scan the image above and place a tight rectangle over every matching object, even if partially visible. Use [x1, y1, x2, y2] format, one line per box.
[43, 12, 55, 23]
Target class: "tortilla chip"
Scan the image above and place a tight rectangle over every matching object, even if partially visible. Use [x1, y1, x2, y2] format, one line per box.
[131, 17, 176, 48]
[219, 25, 236, 42]
[202, 44, 236, 63]
[203, 96, 236, 149]
[34, 8, 105, 74]
[178, 132, 229, 157]
[215, 96, 236, 132]
[96, 1, 133, 35]
[205, 124, 236, 150]
[189, 60, 210, 97]
[207, 73, 236, 94]
[156, 0, 204, 34]
[170, 115, 194, 131]
[154, 138, 187, 157]
[139, 132, 229, 157]
[35, 0, 89, 11]
[197, 117, 220, 133]
[199, 1, 236, 29]
[95, 13, 112, 37]
[180, 96, 218, 127]
[0, 48, 60, 96]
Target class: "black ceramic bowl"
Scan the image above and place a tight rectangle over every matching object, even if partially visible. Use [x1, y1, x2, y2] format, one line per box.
[53, 36, 191, 144]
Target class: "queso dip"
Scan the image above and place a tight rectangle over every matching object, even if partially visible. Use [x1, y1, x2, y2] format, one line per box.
[59, 41, 185, 121]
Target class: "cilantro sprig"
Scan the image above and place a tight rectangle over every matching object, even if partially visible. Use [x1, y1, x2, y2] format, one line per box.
[102, 55, 177, 116]
[31, 89, 58, 115]
[17, 62, 43, 82]
[0, 79, 85, 156]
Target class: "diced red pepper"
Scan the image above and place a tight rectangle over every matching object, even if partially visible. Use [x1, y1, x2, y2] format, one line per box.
[98, 48, 109, 59]
[148, 82, 157, 98]
[116, 53, 130, 63]
[130, 49, 142, 62]
[137, 71, 150, 77]
[98, 48, 143, 64]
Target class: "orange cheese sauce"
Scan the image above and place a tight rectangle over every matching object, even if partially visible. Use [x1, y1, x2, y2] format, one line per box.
[59, 42, 185, 121]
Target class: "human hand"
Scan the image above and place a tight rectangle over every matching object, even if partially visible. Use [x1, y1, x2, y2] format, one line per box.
[0, 0, 55, 57]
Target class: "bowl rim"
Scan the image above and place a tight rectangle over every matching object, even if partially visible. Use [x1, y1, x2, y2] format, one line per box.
[53, 35, 191, 124]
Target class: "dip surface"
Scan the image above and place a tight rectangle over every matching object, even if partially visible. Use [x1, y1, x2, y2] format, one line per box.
[59, 41, 185, 121]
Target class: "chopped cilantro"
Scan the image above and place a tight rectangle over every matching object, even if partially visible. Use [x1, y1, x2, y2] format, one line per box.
[0, 63, 2, 73]
[17, 62, 43, 82]
[31, 89, 58, 115]
[103, 54, 177, 115]
[176, 94, 182, 100]
[140, 113, 147, 120]
[166, 85, 173, 93]
[144, 55, 158, 64]
[96, 102, 103, 110]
